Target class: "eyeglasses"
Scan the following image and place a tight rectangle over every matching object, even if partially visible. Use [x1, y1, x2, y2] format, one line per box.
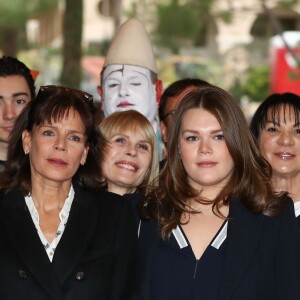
[162, 110, 176, 120]
[38, 85, 94, 103]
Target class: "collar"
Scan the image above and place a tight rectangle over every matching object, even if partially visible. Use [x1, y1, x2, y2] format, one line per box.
[25, 185, 75, 224]
[294, 201, 300, 217]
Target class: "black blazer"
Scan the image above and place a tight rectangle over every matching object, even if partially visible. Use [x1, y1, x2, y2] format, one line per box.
[137, 198, 300, 300]
[0, 185, 138, 300]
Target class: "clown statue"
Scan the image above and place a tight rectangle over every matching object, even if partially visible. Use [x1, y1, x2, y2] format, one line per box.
[97, 18, 163, 158]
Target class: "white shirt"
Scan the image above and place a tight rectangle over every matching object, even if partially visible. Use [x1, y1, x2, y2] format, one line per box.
[294, 201, 300, 218]
[25, 185, 74, 262]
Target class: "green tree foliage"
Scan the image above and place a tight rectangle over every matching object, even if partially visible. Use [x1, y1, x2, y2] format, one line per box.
[0, 0, 58, 56]
[156, 0, 202, 53]
[231, 67, 270, 103]
[243, 67, 270, 102]
[277, 0, 300, 10]
[155, 0, 216, 53]
[0, 0, 57, 26]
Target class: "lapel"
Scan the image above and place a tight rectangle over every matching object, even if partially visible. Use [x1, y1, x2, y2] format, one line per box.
[0, 189, 65, 300]
[139, 219, 161, 300]
[219, 199, 264, 300]
[52, 185, 98, 285]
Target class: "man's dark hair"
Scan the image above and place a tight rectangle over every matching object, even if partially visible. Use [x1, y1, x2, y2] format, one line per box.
[0, 55, 36, 98]
[159, 78, 210, 121]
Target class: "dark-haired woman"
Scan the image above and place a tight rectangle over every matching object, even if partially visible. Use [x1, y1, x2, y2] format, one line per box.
[0, 86, 137, 300]
[250, 92, 300, 224]
[138, 86, 300, 300]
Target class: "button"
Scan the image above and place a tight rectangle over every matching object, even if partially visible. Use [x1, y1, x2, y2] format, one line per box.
[18, 270, 28, 279]
[75, 271, 85, 281]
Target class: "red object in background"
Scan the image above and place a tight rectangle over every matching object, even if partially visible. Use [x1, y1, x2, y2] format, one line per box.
[30, 69, 39, 80]
[269, 31, 300, 95]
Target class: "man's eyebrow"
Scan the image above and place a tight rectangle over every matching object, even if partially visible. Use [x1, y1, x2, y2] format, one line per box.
[12, 92, 30, 97]
[0, 92, 30, 99]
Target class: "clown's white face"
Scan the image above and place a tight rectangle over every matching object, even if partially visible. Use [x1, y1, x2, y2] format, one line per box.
[101, 65, 157, 124]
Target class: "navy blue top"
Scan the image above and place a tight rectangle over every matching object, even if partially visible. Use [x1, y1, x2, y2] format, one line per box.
[150, 221, 227, 300]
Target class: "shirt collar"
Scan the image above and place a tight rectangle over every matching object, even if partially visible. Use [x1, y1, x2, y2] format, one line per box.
[25, 185, 75, 223]
[294, 201, 300, 217]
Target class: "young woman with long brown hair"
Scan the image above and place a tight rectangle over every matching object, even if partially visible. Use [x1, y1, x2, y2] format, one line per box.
[137, 86, 300, 300]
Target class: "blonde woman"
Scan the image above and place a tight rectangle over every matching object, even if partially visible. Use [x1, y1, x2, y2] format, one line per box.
[99, 110, 159, 196]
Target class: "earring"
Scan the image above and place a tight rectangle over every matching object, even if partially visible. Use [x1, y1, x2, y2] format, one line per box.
[24, 149, 29, 155]
[81, 161, 85, 166]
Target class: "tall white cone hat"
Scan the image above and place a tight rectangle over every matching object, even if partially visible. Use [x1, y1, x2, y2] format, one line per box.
[104, 18, 157, 74]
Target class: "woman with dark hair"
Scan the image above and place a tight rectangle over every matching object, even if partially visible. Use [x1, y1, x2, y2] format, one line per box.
[0, 85, 137, 300]
[250, 93, 300, 223]
[138, 86, 300, 300]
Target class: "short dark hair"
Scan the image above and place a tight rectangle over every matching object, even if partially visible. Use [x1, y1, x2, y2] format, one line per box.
[0, 55, 36, 99]
[0, 86, 104, 194]
[159, 78, 211, 122]
[250, 93, 300, 140]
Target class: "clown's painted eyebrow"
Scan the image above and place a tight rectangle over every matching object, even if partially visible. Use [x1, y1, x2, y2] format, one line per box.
[132, 71, 149, 80]
[104, 65, 149, 81]
[103, 66, 125, 81]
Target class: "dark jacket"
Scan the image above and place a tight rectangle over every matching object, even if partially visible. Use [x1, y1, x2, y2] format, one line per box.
[0, 160, 5, 171]
[137, 198, 300, 300]
[0, 185, 138, 300]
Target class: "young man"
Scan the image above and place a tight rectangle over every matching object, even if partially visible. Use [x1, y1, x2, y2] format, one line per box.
[158, 78, 211, 165]
[159, 78, 211, 148]
[0, 56, 35, 167]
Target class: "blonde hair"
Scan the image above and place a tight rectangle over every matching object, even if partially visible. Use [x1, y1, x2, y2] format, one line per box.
[99, 110, 159, 193]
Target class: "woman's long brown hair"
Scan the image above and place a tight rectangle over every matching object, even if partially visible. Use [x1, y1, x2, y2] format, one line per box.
[143, 86, 288, 239]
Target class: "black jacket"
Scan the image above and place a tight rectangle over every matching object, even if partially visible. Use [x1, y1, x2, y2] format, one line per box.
[0, 186, 138, 300]
[137, 198, 300, 300]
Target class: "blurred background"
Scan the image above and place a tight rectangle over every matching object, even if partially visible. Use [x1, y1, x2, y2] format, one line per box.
[1, 0, 300, 117]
